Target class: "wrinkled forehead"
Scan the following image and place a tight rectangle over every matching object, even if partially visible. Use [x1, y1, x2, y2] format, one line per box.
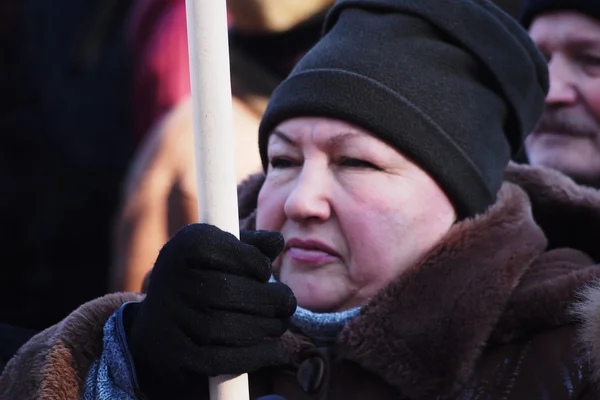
[267, 117, 377, 147]
[529, 11, 600, 49]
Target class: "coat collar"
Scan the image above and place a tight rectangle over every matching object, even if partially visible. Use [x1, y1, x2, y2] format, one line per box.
[239, 163, 600, 398]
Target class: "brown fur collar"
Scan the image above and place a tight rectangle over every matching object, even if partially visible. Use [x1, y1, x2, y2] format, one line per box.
[0, 293, 142, 400]
[237, 172, 264, 225]
[240, 163, 600, 398]
[505, 162, 600, 260]
[573, 283, 600, 385]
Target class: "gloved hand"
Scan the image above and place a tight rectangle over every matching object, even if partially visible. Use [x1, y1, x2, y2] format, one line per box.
[124, 223, 297, 399]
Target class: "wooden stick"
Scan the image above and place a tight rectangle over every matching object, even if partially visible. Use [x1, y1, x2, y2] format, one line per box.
[185, 1, 249, 399]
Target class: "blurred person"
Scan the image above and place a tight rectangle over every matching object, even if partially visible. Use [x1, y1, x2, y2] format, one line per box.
[127, 0, 195, 146]
[128, 0, 332, 146]
[111, 0, 335, 292]
[0, 0, 134, 331]
[521, 0, 600, 188]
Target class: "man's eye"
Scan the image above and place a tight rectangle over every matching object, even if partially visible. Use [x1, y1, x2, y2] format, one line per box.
[578, 53, 600, 74]
[270, 157, 296, 169]
[340, 157, 380, 170]
[582, 54, 600, 65]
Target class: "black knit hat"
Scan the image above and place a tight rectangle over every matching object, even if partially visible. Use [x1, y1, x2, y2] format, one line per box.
[259, 0, 548, 219]
[521, 0, 600, 28]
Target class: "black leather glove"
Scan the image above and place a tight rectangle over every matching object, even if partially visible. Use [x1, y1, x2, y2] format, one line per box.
[125, 224, 297, 400]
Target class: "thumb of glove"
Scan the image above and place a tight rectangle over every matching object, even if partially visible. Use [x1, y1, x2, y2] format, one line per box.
[240, 230, 285, 262]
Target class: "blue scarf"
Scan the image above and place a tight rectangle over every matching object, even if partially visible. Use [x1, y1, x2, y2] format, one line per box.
[269, 276, 360, 345]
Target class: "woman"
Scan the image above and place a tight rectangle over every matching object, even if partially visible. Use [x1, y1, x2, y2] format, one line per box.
[3, 0, 600, 399]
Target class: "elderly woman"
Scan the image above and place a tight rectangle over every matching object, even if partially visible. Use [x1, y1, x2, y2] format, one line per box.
[4, 0, 600, 399]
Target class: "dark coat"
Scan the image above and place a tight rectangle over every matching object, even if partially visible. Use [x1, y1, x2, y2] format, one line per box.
[3, 163, 600, 399]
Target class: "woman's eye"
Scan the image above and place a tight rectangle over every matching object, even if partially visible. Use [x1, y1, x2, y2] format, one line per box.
[339, 157, 380, 170]
[270, 157, 297, 169]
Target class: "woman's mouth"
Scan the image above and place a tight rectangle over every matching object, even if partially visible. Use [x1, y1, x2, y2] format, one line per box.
[284, 238, 339, 264]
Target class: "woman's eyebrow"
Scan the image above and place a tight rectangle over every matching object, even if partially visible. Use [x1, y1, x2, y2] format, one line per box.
[272, 130, 297, 146]
[327, 132, 361, 147]
[271, 130, 362, 147]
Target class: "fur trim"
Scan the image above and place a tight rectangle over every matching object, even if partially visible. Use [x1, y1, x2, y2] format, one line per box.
[493, 248, 600, 344]
[505, 162, 600, 260]
[279, 331, 316, 366]
[0, 293, 142, 400]
[572, 282, 600, 384]
[238, 172, 265, 231]
[237, 172, 265, 221]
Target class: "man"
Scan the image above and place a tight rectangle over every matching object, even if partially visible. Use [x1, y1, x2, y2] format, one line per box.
[521, 0, 600, 188]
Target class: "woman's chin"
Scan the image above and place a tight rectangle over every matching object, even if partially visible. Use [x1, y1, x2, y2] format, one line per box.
[289, 284, 349, 313]
[280, 269, 353, 312]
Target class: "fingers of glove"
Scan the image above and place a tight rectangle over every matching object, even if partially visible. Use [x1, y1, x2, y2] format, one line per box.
[182, 270, 297, 318]
[184, 341, 286, 376]
[180, 310, 289, 347]
[240, 230, 285, 262]
[158, 224, 273, 282]
[150, 224, 234, 285]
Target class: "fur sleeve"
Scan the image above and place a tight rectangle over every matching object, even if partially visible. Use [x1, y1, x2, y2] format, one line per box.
[0, 293, 141, 400]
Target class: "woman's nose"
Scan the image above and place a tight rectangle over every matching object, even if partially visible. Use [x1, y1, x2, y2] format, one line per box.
[283, 167, 331, 222]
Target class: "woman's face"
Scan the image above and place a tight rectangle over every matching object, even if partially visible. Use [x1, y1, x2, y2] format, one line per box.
[256, 117, 455, 312]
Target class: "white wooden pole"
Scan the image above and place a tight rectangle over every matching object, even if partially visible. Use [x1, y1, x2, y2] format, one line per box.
[185, 1, 249, 399]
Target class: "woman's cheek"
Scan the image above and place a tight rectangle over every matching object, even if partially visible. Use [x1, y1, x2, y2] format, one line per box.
[257, 178, 294, 229]
[256, 182, 277, 229]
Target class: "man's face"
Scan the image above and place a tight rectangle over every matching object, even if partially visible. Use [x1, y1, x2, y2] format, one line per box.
[526, 11, 600, 187]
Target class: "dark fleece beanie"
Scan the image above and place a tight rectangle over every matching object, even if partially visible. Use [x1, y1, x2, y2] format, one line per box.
[521, 0, 600, 28]
[258, 0, 548, 219]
